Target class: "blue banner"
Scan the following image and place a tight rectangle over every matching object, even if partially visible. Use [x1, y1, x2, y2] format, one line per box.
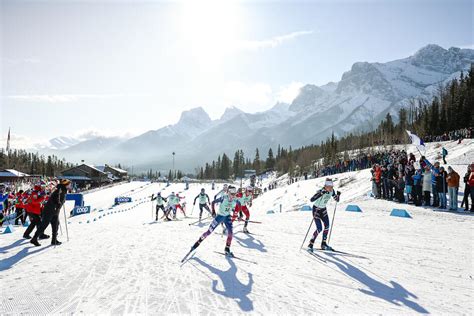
[115, 197, 132, 205]
[72, 206, 91, 216]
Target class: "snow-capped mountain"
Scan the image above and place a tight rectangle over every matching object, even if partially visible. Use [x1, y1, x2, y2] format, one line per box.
[26, 44, 474, 171]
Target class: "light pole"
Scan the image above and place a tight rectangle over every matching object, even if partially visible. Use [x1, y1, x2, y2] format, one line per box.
[172, 152, 175, 180]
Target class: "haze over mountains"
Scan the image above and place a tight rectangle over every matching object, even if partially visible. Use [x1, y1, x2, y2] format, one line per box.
[23, 44, 474, 172]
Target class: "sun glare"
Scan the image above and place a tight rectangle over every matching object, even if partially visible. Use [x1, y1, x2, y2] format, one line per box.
[178, 0, 244, 67]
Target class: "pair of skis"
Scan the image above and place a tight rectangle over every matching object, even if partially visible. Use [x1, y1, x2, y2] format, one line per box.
[180, 248, 257, 265]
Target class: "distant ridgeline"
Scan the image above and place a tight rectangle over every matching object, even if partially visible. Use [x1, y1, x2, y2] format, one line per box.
[196, 68, 473, 180]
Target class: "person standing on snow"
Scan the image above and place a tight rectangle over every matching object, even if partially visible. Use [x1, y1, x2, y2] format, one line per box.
[232, 186, 253, 233]
[193, 188, 212, 221]
[151, 192, 170, 221]
[30, 179, 71, 246]
[446, 166, 460, 211]
[23, 185, 49, 239]
[188, 185, 241, 256]
[307, 178, 340, 252]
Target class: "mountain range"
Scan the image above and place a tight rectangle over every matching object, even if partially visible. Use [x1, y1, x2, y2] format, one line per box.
[27, 44, 474, 172]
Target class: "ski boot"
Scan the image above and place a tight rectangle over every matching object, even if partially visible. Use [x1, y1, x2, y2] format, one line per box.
[173, 214, 177, 220]
[51, 239, 62, 246]
[243, 226, 250, 234]
[224, 246, 234, 257]
[321, 241, 334, 251]
[30, 237, 41, 247]
[39, 234, 50, 240]
[307, 242, 314, 253]
[23, 234, 32, 239]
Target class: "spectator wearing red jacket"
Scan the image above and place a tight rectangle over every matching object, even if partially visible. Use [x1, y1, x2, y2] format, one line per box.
[23, 185, 49, 239]
[14, 190, 27, 225]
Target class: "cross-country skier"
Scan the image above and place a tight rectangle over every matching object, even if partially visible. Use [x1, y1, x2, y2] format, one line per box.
[193, 188, 212, 221]
[307, 178, 340, 251]
[165, 192, 180, 219]
[214, 184, 228, 200]
[151, 192, 170, 221]
[175, 193, 187, 217]
[188, 185, 241, 256]
[232, 186, 253, 233]
[30, 179, 71, 246]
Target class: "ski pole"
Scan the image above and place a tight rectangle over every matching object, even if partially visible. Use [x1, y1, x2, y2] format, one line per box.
[190, 203, 195, 216]
[300, 217, 314, 250]
[188, 215, 211, 226]
[62, 204, 69, 242]
[151, 198, 154, 220]
[327, 202, 338, 245]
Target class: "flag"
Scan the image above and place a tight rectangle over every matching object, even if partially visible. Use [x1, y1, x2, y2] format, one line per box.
[406, 130, 426, 153]
[6, 128, 11, 152]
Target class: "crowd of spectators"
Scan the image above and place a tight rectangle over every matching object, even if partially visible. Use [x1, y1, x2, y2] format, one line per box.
[368, 151, 473, 212]
[423, 127, 472, 143]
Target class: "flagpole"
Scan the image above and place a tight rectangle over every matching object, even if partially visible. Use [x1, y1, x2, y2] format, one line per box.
[6, 127, 11, 169]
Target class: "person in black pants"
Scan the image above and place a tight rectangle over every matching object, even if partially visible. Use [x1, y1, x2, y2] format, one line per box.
[14, 190, 26, 226]
[30, 179, 70, 246]
[461, 166, 471, 211]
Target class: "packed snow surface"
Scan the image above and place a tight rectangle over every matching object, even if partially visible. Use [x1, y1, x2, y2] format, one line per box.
[1, 140, 473, 314]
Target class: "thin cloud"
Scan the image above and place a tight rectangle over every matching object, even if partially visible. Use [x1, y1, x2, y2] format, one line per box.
[235, 30, 314, 51]
[5, 93, 152, 103]
[459, 44, 474, 49]
[2, 57, 41, 65]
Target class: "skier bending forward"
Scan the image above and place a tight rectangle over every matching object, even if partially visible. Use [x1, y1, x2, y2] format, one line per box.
[308, 178, 340, 251]
[189, 185, 240, 256]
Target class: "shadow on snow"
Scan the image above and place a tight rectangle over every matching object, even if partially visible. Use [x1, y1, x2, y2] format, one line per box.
[233, 234, 267, 253]
[324, 253, 429, 313]
[0, 244, 51, 271]
[192, 256, 254, 312]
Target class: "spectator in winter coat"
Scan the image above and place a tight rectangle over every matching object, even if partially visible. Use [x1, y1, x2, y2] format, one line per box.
[436, 167, 448, 209]
[422, 167, 432, 206]
[23, 185, 48, 239]
[468, 164, 474, 213]
[424, 159, 440, 207]
[412, 169, 423, 206]
[30, 179, 70, 246]
[446, 166, 460, 211]
[461, 166, 472, 211]
[405, 164, 415, 202]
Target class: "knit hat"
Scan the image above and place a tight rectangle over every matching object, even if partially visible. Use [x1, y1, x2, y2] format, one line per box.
[324, 178, 334, 187]
[59, 179, 71, 186]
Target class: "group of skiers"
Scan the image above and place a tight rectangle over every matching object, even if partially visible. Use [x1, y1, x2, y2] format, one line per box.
[151, 191, 186, 221]
[156, 184, 254, 258]
[179, 178, 341, 259]
[0, 179, 72, 246]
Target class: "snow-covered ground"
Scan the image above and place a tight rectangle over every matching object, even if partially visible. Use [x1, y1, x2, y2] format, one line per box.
[1, 140, 473, 314]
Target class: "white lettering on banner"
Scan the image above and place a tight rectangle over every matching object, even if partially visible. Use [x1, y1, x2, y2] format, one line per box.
[73, 206, 91, 216]
[115, 197, 132, 204]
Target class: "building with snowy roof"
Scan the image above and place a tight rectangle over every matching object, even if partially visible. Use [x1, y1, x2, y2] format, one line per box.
[60, 164, 108, 187]
[94, 164, 128, 181]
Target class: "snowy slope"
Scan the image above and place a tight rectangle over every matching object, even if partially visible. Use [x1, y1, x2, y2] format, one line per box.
[0, 140, 473, 314]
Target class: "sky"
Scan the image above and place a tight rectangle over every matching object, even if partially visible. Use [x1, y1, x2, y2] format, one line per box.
[1, 0, 472, 147]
